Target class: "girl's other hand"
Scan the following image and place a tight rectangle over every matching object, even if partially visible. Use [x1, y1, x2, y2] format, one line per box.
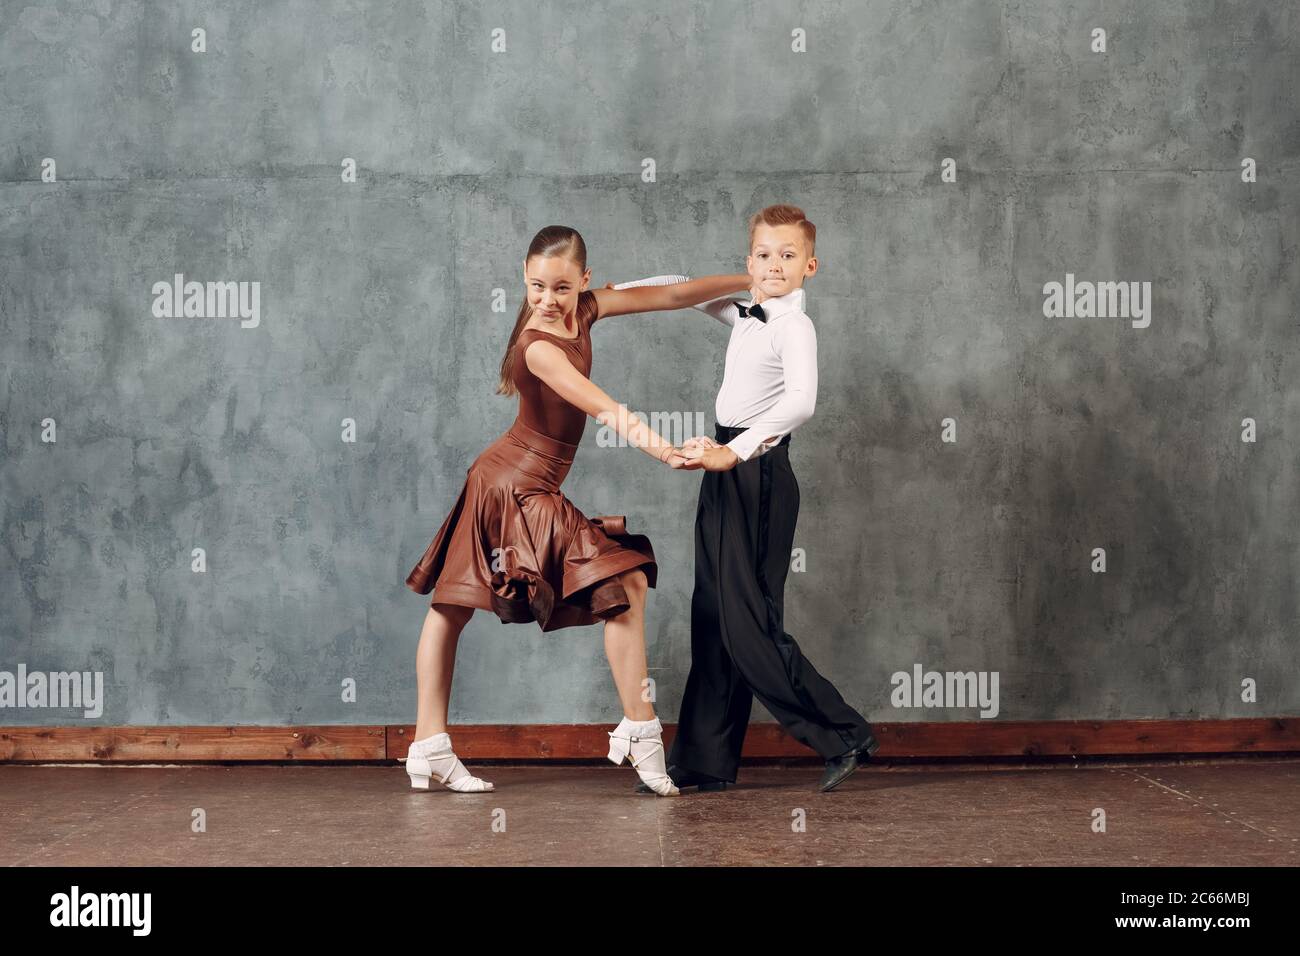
[682, 435, 720, 450]
[663, 447, 692, 469]
[681, 444, 737, 471]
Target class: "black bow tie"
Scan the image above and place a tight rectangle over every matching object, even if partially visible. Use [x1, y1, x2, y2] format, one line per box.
[737, 302, 766, 322]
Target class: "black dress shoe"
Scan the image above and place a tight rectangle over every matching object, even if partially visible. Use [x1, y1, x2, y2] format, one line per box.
[817, 734, 880, 793]
[634, 764, 730, 794]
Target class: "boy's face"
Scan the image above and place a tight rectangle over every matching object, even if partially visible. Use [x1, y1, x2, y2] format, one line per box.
[746, 222, 817, 301]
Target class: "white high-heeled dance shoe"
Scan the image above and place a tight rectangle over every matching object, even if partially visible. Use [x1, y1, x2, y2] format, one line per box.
[402, 732, 494, 792]
[607, 716, 679, 796]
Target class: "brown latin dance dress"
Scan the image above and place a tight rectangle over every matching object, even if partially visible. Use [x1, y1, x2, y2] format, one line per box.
[405, 290, 658, 631]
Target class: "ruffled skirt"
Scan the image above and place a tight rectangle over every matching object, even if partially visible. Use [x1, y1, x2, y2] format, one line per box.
[405, 418, 658, 631]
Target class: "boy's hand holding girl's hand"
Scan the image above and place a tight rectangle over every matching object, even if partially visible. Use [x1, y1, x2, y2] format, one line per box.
[657, 445, 693, 469]
[657, 445, 697, 469]
[655, 437, 737, 470]
[680, 437, 739, 471]
[682, 435, 719, 450]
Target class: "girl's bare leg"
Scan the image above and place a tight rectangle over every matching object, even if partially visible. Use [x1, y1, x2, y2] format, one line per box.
[602, 569, 656, 720]
[415, 603, 474, 739]
[406, 602, 494, 792]
[602, 568, 678, 795]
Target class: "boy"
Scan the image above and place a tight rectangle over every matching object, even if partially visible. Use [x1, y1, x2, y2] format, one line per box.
[615, 204, 879, 793]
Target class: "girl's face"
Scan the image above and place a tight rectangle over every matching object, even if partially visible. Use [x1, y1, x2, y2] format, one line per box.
[524, 254, 590, 323]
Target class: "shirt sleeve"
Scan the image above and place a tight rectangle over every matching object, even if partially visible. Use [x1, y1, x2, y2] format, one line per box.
[690, 294, 740, 327]
[611, 274, 738, 327]
[724, 314, 818, 462]
[611, 274, 690, 289]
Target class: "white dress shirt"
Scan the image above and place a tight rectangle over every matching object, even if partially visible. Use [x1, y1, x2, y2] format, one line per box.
[612, 275, 818, 462]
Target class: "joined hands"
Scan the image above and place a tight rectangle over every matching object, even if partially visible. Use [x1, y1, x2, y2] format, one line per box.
[662, 436, 739, 472]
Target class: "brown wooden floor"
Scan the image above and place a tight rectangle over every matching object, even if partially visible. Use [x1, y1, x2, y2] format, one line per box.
[3, 757, 1297, 866]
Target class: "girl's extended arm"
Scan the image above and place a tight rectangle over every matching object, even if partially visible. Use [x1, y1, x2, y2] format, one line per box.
[606, 274, 742, 325]
[589, 273, 749, 321]
[522, 339, 683, 465]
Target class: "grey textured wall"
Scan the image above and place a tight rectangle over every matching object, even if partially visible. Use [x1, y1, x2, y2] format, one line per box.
[2, 1, 1297, 727]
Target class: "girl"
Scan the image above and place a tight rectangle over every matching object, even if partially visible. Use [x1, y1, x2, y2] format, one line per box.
[402, 225, 749, 796]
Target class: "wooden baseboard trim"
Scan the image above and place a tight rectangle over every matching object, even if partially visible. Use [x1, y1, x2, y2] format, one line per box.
[0, 719, 1296, 762]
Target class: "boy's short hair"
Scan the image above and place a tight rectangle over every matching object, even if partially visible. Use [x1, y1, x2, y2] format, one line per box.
[748, 204, 816, 258]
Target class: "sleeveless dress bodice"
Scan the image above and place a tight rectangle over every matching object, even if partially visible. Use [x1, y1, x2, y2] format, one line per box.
[510, 289, 597, 446]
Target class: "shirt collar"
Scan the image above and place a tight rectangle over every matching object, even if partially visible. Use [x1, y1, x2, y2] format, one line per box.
[743, 286, 805, 322]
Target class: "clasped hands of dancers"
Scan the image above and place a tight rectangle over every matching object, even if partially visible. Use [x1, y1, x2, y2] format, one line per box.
[403, 204, 879, 798]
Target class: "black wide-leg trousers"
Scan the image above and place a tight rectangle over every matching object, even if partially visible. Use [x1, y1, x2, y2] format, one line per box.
[669, 426, 875, 782]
